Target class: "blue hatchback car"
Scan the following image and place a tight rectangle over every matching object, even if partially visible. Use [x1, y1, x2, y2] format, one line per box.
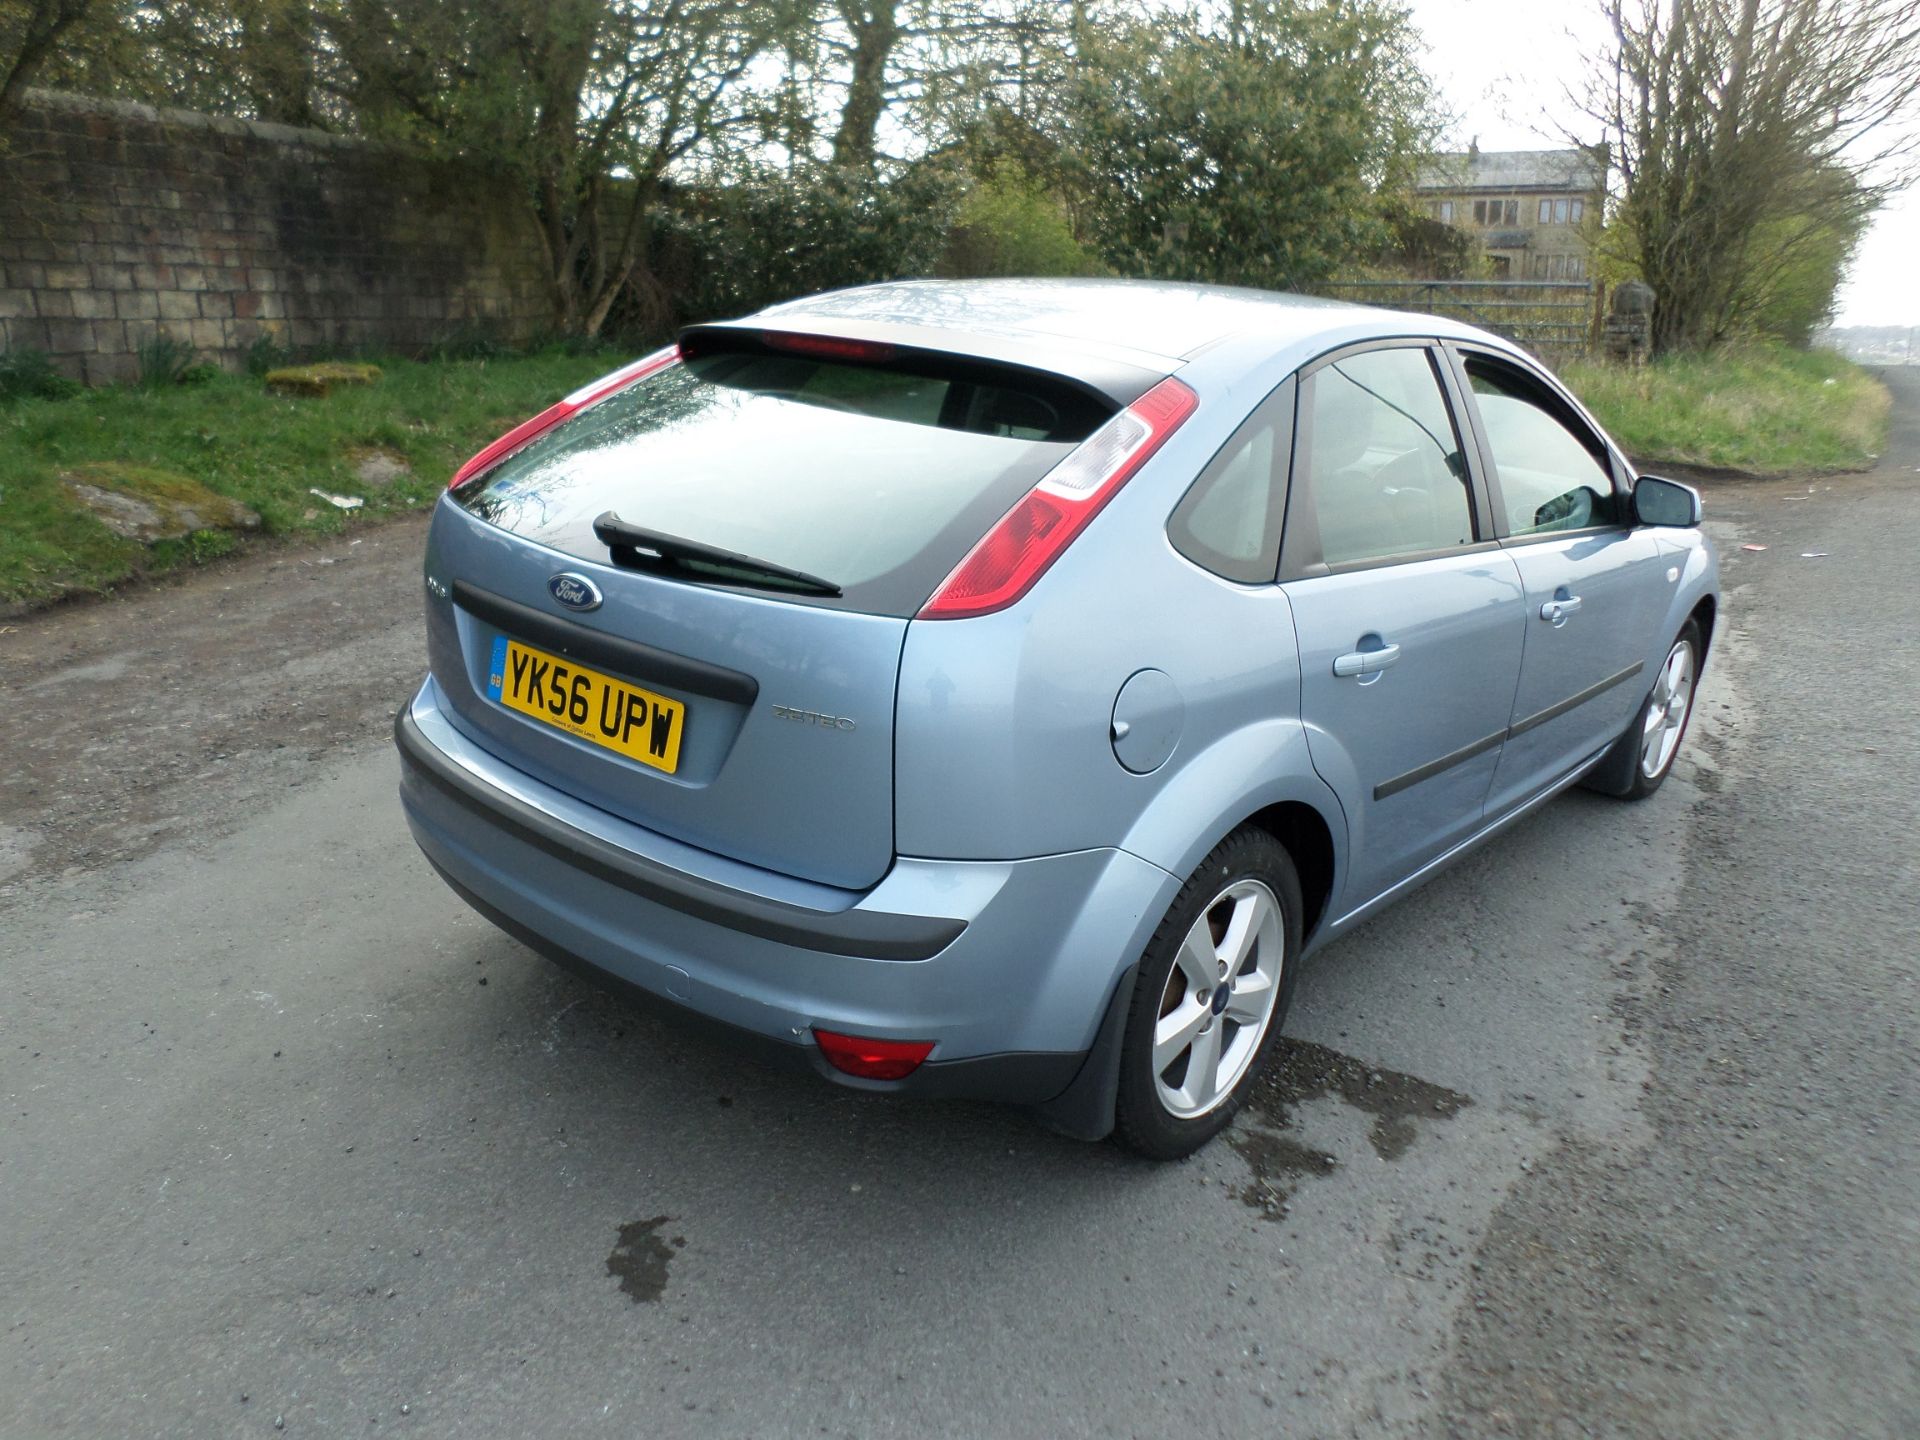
[396, 279, 1718, 1158]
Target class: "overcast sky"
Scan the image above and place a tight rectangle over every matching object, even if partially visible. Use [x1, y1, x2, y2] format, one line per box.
[1403, 0, 1917, 328]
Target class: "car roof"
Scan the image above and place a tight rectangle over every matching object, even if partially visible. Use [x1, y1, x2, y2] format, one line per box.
[700, 277, 1513, 409]
[758, 277, 1386, 364]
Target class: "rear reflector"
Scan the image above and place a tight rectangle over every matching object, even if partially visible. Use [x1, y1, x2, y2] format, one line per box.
[447, 345, 680, 490]
[918, 376, 1199, 619]
[813, 1029, 936, 1081]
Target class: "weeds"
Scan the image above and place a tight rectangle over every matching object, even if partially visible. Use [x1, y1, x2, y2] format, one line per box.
[0, 349, 80, 403]
[0, 350, 619, 605]
[135, 333, 207, 389]
[1562, 343, 1889, 474]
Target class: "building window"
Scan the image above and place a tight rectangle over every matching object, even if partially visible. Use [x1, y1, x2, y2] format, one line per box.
[1438, 200, 1454, 223]
[1569, 256, 1586, 280]
[1538, 198, 1551, 224]
[1504, 199, 1519, 225]
[1553, 198, 1570, 224]
[1474, 199, 1487, 224]
[1570, 198, 1585, 223]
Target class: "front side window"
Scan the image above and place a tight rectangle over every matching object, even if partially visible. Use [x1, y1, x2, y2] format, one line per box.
[1299, 348, 1475, 566]
[1466, 359, 1619, 536]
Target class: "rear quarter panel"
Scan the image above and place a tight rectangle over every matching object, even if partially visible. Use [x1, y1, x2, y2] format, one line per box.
[894, 339, 1349, 905]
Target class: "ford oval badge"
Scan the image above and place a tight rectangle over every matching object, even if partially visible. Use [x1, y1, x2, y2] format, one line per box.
[548, 573, 602, 612]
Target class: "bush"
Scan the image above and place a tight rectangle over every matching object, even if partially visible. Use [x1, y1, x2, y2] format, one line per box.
[650, 160, 965, 326]
[0, 349, 80, 402]
[938, 169, 1106, 279]
[424, 323, 511, 362]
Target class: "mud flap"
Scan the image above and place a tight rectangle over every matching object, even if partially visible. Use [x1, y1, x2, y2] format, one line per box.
[1031, 964, 1137, 1142]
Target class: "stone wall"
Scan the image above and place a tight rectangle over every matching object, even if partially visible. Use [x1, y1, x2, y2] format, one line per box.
[0, 91, 552, 384]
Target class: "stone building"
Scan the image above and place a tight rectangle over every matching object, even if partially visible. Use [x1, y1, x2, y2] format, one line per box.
[1412, 144, 1608, 281]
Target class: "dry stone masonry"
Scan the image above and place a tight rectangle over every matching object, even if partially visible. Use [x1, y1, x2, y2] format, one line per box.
[0, 91, 551, 384]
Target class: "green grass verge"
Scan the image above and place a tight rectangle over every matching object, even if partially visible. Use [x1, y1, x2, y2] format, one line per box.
[1560, 343, 1890, 475]
[0, 349, 617, 606]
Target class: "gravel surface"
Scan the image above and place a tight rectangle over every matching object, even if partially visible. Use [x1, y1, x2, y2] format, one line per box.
[2, 374, 1915, 1438]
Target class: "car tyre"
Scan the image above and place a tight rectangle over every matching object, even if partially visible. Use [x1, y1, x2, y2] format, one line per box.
[1584, 619, 1704, 801]
[1112, 827, 1302, 1161]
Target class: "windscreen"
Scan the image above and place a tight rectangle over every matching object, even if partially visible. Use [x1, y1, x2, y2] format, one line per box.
[451, 344, 1116, 615]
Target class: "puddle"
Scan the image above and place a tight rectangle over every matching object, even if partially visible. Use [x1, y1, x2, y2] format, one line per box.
[1229, 1039, 1472, 1219]
[605, 1216, 686, 1303]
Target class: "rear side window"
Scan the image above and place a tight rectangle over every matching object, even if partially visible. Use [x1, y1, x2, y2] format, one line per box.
[1465, 359, 1621, 535]
[1167, 378, 1292, 584]
[452, 343, 1118, 616]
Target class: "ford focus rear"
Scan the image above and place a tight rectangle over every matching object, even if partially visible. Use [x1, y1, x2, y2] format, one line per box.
[397, 279, 1717, 1159]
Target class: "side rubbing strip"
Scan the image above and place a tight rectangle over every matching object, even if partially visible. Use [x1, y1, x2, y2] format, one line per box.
[1507, 662, 1644, 739]
[1374, 729, 1507, 802]
[1372, 662, 1646, 801]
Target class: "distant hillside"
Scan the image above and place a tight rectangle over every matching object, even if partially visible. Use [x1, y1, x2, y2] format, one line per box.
[1819, 326, 1918, 363]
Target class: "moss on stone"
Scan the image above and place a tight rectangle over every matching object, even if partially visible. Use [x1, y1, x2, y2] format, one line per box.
[264, 362, 383, 397]
[62, 462, 261, 543]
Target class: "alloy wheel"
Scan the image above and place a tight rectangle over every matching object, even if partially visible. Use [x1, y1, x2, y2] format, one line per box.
[1640, 638, 1697, 780]
[1152, 879, 1285, 1119]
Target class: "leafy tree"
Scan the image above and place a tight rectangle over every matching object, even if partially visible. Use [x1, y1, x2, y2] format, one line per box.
[0, 0, 138, 128]
[112, 0, 329, 127]
[1588, 0, 1920, 354]
[1064, 0, 1438, 291]
[1, 0, 89, 122]
[1748, 198, 1869, 347]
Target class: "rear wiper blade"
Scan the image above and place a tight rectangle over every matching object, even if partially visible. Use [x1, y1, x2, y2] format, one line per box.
[592, 512, 842, 597]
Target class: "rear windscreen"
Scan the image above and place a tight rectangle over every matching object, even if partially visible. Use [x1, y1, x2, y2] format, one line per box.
[451, 344, 1117, 615]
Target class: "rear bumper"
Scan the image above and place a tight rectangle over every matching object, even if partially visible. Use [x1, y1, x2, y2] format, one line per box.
[396, 681, 1178, 1107]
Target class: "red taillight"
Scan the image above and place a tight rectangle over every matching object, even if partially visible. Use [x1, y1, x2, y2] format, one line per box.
[447, 345, 680, 490]
[761, 330, 897, 364]
[918, 376, 1199, 620]
[813, 1029, 936, 1081]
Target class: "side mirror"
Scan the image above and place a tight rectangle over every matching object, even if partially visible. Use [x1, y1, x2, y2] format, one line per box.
[1633, 475, 1702, 528]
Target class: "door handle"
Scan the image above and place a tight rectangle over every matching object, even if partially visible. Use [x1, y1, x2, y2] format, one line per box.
[1540, 595, 1583, 624]
[1333, 643, 1401, 677]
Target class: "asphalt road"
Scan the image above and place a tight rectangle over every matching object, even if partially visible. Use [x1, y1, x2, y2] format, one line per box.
[3, 374, 1916, 1439]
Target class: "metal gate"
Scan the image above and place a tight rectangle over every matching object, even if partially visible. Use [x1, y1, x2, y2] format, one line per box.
[1313, 279, 1600, 361]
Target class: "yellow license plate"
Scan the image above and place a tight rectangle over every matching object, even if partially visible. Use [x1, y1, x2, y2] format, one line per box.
[486, 636, 687, 774]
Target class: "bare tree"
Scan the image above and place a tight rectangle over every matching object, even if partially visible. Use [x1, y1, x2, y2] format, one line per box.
[329, 0, 794, 336]
[776, 0, 1068, 171]
[1589, 0, 1920, 352]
